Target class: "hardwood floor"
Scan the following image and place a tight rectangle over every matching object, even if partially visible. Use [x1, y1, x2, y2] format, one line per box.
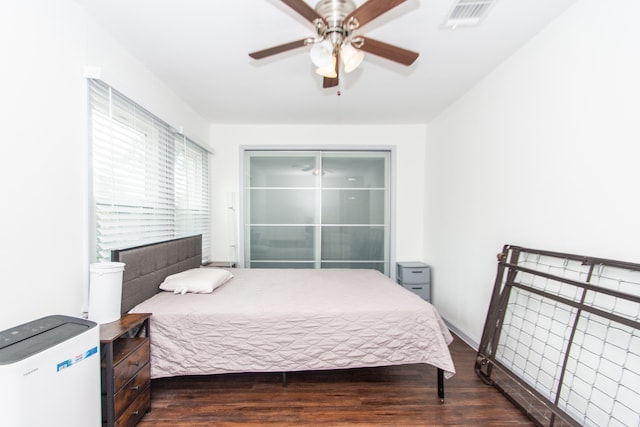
[138, 335, 534, 426]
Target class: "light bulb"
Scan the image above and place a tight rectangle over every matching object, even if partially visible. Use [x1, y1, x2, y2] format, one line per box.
[309, 39, 334, 67]
[316, 57, 337, 78]
[341, 43, 364, 73]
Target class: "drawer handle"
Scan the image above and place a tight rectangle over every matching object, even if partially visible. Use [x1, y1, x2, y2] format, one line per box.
[412, 287, 421, 290]
[131, 360, 140, 367]
[132, 410, 140, 415]
[131, 385, 140, 390]
[411, 270, 423, 273]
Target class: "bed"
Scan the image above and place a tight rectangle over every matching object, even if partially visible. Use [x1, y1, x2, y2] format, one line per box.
[112, 235, 455, 401]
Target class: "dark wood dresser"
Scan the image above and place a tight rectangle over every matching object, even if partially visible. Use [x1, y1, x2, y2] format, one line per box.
[100, 313, 152, 427]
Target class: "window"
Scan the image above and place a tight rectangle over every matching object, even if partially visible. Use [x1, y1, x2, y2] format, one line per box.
[243, 150, 390, 274]
[88, 79, 209, 262]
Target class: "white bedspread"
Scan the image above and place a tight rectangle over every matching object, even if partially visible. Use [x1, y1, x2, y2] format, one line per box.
[130, 268, 456, 379]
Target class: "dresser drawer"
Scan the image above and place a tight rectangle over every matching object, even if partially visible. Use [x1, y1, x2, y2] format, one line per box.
[398, 267, 430, 284]
[114, 386, 150, 427]
[114, 363, 150, 419]
[113, 338, 150, 391]
[403, 283, 431, 300]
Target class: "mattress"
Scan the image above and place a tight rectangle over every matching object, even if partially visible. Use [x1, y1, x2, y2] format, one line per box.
[129, 268, 456, 379]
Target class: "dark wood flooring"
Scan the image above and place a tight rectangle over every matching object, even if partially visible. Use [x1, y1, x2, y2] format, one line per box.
[138, 335, 534, 426]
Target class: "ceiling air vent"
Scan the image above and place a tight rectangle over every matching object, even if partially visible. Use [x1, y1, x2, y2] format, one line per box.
[442, 0, 495, 29]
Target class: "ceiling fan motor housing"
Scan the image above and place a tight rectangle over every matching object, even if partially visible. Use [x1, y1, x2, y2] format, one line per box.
[315, 0, 356, 26]
[315, 0, 357, 47]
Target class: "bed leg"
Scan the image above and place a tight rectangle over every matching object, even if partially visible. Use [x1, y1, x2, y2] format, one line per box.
[437, 368, 445, 403]
[282, 372, 287, 388]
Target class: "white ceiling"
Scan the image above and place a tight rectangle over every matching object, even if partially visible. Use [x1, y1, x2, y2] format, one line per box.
[75, 0, 577, 125]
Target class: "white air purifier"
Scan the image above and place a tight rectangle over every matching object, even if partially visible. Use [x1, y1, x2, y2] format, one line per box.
[0, 315, 101, 427]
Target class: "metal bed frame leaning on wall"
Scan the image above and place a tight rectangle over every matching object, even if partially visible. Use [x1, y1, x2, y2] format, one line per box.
[475, 244, 640, 427]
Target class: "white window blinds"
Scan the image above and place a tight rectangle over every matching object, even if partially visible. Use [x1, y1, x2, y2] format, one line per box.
[89, 79, 209, 262]
[175, 134, 209, 252]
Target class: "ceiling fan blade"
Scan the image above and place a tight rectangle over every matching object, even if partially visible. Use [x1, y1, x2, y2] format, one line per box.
[357, 36, 419, 66]
[345, 0, 407, 28]
[249, 39, 308, 59]
[323, 51, 340, 88]
[281, 0, 325, 24]
[323, 76, 339, 88]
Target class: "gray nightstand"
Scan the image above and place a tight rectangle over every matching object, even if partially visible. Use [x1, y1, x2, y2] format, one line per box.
[397, 262, 431, 302]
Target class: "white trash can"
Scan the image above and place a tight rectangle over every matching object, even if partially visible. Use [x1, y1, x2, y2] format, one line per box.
[88, 262, 125, 324]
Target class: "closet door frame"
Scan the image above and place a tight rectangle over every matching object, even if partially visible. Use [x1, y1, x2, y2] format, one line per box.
[239, 145, 397, 277]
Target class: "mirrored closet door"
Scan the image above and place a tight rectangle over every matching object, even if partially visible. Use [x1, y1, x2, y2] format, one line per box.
[243, 150, 390, 275]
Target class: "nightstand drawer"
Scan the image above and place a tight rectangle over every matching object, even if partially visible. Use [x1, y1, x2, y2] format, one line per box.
[113, 338, 150, 391]
[400, 268, 429, 284]
[403, 283, 431, 300]
[114, 386, 150, 427]
[114, 363, 150, 419]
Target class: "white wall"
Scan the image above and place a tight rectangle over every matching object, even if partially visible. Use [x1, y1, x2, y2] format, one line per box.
[425, 0, 640, 346]
[0, 0, 209, 331]
[209, 124, 428, 269]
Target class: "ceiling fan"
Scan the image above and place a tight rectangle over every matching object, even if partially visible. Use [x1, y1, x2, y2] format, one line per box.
[249, 0, 419, 89]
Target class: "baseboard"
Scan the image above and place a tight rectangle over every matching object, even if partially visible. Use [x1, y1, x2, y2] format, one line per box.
[442, 319, 479, 351]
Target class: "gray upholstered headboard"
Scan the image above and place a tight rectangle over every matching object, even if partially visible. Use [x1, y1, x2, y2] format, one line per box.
[111, 235, 202, 314]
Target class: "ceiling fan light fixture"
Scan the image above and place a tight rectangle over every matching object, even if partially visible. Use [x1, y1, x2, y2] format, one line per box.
[315, 56, 337, 78]
[248, 0, 420, 89]
[341, 43, 364, 73]
[309, 39, 334, 67]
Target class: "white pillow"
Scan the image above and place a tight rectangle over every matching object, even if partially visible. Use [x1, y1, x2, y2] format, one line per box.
[159, 268, 233, 294]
